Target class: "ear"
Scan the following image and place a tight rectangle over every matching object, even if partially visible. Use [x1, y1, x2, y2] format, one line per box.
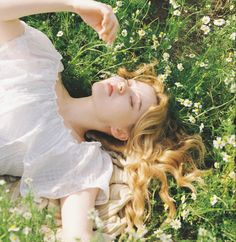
[110, 127, 129, 141]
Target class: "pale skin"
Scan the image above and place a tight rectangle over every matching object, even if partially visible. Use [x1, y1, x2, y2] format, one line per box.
[0, 1, 157, 241]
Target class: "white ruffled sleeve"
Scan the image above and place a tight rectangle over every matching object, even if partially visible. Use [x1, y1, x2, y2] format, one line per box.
[0, 20, 64, 81]
[20, 139, 113, 206]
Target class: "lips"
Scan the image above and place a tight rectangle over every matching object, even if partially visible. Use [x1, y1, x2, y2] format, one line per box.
[108, 83, 113, 96]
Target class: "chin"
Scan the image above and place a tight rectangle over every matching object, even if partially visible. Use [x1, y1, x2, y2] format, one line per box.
[92, 81, 108, 97]
[91, 82, 105, 108]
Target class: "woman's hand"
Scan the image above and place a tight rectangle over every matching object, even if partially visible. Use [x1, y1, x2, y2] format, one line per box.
[72, 0, 119, 45]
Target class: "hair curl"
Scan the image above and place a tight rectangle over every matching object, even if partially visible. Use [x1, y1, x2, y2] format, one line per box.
[85, 61, 206, 232]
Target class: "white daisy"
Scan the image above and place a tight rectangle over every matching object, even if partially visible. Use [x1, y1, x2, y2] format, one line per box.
[22, 227, 32, 235]
[173, 10, 181, 16]
[213, 18, 225, 26]
[154, 228, 163, 237]
[170, 219, 181, 230]
[160, 233, 173, 242]
[116, 1, 123, 7]
[56, 31, 63, 37]
[170, 0, 180, 9]
[9, 233, 20, 242]
[229, 171, 236, 180]
[136, 9, 140, 15]
[230, 5, 234, 10]
[175, 82, 183, 87]
[199, 61, 208, 68]
[183, 99, 192, 107]
[226, 57, 232, 62]
[210, 195, 218, 205]
[189, 53, 196, 58]
[198, 227, 208, 236]
[23, 211, 32, 220]
[221, 152, 231, 162]
[159, 32, 166, 38]
[87, 208, 99, 220]
[129, 37, 135, 43]
[227, 135, 235, 147]
[137, 29, 145, 37]
[230, 83, 236, 93]
[165, 65, 172, 75]
[189, 115, 196, 124]
[200, 25, 210, 35]
[177, 63, 184, 71]
[163, 52, 170, 61]
[0, 179, 6, 185]
[199, 123, 204, 132]
[121, 29, 128, 37]
[194, 102, 202, 108]
[8, 225, 20, 232]
[201, 16, 210, 25]
[213, 137, 225, 149]
[181, 209, 190, 220]
[158, 74, 168, 82]
[113, 6, 118, 13]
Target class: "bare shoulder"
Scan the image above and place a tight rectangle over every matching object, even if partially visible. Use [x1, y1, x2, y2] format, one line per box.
[0, 19, 25, 44]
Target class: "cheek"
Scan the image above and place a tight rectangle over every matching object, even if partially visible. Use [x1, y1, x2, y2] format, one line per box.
[113, 107, 134, 127]
[110, 98, 130, 113]
[92, 82, 131, 117]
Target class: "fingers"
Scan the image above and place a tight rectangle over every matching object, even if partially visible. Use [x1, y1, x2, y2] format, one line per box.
[107, 22, 119, 45]
[99, 13, 113, 36]
[99, 5, 120, 44]
[99, 16, 119, 44]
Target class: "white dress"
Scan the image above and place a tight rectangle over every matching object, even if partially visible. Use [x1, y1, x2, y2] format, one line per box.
[0, 20, 113, 205]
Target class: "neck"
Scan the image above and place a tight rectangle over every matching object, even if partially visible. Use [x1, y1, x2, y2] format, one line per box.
[61, 94, 111, 140]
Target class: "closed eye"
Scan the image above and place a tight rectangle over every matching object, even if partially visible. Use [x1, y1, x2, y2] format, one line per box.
[130, 96, 133, 108]
[125, 79, 133, 108]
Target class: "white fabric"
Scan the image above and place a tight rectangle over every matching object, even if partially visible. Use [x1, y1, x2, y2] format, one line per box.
[0, 20, 113, 205]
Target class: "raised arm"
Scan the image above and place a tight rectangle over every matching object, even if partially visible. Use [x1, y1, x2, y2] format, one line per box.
[0, 0, 119, 45]
[60, 187, 100, 242]
[0, 0, 73, 21]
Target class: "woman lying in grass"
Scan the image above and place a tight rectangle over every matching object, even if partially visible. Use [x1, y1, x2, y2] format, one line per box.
[0, 0, 206, 241]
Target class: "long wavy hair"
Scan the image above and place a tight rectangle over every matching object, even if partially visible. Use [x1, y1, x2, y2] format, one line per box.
[85, 61, 206, 232]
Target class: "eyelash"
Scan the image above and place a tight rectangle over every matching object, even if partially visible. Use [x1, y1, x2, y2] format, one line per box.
[130, 96, 133, 108]
[125, 79, 133, 108]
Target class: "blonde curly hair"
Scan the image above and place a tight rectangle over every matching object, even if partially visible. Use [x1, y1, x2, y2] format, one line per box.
[85, 61, 206, 232]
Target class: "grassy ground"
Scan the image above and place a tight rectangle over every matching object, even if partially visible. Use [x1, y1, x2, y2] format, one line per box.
[0, 0, 235, 241]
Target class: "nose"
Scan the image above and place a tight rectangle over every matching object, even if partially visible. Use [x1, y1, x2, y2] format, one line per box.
[113, 81, 128, 95]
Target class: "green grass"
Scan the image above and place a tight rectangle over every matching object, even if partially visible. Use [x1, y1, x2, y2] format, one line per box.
[0, 0, 235, 241]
